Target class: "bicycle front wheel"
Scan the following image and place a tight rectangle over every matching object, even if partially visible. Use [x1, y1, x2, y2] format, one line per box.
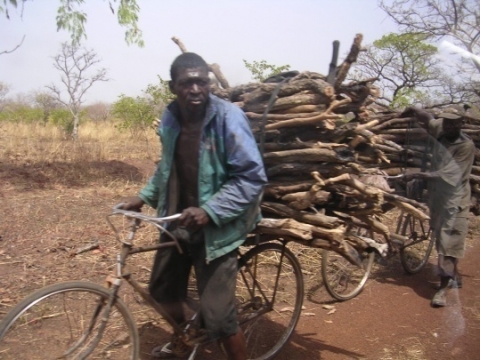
[236, 242, 304, 360]
[321, 248, 374, 301]
[399, 212, 434, 274]
[0, 281, 139, 360]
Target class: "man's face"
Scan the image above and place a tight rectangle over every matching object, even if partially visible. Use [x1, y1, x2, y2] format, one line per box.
[170, 67, 210, 114]
[442, 117, 463, 140]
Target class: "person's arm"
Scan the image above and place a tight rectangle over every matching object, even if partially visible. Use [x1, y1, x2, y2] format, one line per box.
[201, 106, 268, 227]
[401, 106, 433, 128]
[405, 171, 441, 181]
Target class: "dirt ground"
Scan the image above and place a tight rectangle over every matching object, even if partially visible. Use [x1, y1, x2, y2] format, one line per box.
[1, 158, 480, 360]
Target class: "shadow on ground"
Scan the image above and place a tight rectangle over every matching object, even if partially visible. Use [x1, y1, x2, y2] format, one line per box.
[369, 254, 438, 300]
[137, 321, 364, 360]
[0, 160, 152, 190]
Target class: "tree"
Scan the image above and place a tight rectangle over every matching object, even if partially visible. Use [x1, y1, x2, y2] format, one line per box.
[0, 81, 10, 111]
[144, 75, 175, 114]
[33, 91, 60, 124]
[1, 0, 143, 53]
[380, 0, 480, 100]
[351, 32, 468, 108]
[111, 95, 156, 150]
[47, 42, 108, 138]
[112, 76, 173, 133]
[85, 101, 110, 122]
[243, 59, 291, 82]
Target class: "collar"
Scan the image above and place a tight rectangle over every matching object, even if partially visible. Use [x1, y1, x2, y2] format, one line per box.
[166, 94, 217, 125]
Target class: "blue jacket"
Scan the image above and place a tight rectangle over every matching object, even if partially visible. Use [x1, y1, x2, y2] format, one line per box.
[139, 94, 267, 261]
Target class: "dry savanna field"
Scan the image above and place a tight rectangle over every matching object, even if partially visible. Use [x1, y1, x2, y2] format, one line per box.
[1, 122, 480, 359]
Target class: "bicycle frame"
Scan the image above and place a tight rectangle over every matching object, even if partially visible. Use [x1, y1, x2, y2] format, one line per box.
[104, 207, 211, 347]
[100, 205, 289, 350]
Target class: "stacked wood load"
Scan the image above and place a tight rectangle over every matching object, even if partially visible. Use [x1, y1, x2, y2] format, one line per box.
[171, 36, 480, 265]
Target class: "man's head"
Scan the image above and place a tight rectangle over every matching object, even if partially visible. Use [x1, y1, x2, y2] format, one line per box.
[169, 53, 210, 115]
[439, 108, 464, 141]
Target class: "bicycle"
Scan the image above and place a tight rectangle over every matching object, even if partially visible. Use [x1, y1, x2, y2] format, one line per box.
[321, 175, 434, 301]
[0, 205, 304, 360]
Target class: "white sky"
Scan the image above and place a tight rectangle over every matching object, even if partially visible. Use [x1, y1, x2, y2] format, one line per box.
[0, 0, 398, 105]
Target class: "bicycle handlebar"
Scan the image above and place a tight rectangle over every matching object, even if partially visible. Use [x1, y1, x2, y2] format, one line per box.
[111, 203, 181, 223]
[107, 204, 183, 249]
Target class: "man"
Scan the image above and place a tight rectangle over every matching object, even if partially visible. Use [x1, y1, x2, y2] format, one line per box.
[121, 52, 267, 359]
[403, 107, 474, 307]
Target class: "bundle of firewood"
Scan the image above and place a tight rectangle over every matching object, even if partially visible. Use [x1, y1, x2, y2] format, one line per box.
[171, 35, 480, 264]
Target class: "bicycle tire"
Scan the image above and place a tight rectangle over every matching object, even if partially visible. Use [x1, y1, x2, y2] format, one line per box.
[399, 212, 434, 274]
[321, 248, 374, 301]
[0, 281, 140, 360]
[236, 242, 304, 360]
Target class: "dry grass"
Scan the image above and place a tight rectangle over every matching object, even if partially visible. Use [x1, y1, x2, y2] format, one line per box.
[379, 337, 426, 360]
[1, 121, 159, 165]
[0, 122, 159, 192]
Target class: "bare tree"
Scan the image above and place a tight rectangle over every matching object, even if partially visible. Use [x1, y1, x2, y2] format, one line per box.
[380, 0, 480, 99]
[380, 0, 480, 66]
[86, 101, 111, 122]
[47, 43, 108, 138]
[350, 32, 468, 108]
[33, 91, 60, 124]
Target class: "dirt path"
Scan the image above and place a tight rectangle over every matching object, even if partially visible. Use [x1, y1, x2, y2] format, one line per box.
[1, 159, 479, 359]
[286, 233, 480, 360]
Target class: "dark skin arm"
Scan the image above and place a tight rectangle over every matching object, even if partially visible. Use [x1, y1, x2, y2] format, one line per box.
[400, 106, 433, 128]
[401, 107, 437, 182]
[405, 171, 441, 182]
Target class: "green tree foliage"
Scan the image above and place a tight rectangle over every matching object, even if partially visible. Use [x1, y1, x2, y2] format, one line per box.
[145, 76, 175, 110]
[111, 95, 155, 136]
[1, 0, 143, 47]
[0, 106, 43, 123]
[351, 33, 468, 109]
[111, 76, 173, 140]
[49, 108, 76, 133]
[243, 59, 291, 82]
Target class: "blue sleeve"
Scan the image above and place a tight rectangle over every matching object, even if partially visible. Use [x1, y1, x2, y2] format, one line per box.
[201, 105, 267, 226]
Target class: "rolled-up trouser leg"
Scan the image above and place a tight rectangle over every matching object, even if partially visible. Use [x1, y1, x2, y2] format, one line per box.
[437, 254, 458, 279]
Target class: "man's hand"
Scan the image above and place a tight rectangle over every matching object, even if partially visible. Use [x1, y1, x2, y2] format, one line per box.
[179, 207, 210, 232]
[119, 196, 145, 212]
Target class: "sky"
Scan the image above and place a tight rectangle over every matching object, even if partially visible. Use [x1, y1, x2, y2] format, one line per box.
[0, 0, 399, 105]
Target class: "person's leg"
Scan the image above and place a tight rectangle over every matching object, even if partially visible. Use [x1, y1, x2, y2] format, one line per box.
[149, 236, 193, 358]
[193, 243, 246, 359]
[432, 254, 457, 307]
[149, 241, 191, 322]
[219, 330, 247, 360]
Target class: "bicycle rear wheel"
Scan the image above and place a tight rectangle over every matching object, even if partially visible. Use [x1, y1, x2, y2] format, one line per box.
[0, 281, 139, 360]
[399, 212, 434, 274]
[321, 248, 374, 301]
[236, 242, 304, 360]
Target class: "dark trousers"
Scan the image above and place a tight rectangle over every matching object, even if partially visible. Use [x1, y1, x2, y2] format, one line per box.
[148, 231, 239, 339]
